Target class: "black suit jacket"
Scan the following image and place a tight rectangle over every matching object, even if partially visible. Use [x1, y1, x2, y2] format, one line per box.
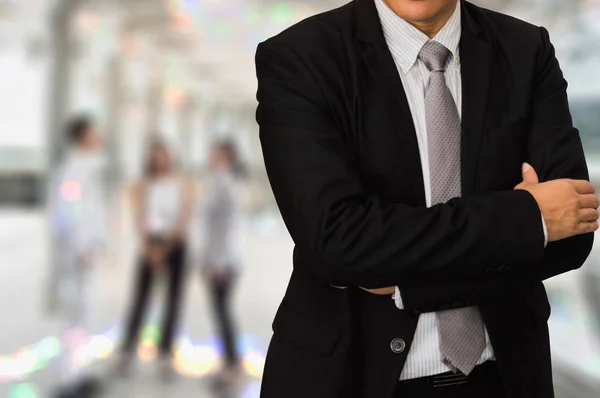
[255, 1, 594, 397]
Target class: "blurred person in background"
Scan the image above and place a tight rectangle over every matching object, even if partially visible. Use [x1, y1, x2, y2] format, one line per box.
[255, 0, 598, 397]
[582, 257, 600, 345]
[48, 115, 106, 398]
[117, 139, 194, 379]
[201, 140, 245, 388]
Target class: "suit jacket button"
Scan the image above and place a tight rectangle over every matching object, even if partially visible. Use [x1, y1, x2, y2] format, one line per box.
[390, 338, 406, 354]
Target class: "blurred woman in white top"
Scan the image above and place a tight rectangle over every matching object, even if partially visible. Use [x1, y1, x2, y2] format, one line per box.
[201, 140, 245, 387]
[49, 115, 106, 398]
[119, 139, 194, 377]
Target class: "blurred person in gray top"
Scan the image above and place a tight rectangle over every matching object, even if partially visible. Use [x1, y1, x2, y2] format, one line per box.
[48, 115, 107, 398]
[201, 140, 245, 388]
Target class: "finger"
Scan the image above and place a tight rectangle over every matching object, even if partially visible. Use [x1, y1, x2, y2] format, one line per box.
[578, 208, 600, 222]
[572, 180, 596, 195]
[575, 221, 599, 235]
[578, 194, 600, 209]
[360, 286, 395, 295]
[330, 285, 347, 290]
[521, 163, 539, 184]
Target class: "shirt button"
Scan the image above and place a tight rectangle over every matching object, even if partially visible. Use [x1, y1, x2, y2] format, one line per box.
[390, 338, 406, 354]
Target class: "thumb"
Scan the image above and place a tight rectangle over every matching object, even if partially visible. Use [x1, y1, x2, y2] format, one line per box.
[521, 162, 539, 184]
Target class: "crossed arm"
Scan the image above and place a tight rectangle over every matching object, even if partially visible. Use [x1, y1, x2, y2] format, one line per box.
[392, 27, 594, 312]
[255, 27, 594, 312]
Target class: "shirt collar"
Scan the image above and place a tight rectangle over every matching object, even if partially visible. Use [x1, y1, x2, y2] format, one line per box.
[375, 0, 462, 75]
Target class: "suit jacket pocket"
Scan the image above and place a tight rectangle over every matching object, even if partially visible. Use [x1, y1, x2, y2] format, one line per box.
[272, 301, 343, 356]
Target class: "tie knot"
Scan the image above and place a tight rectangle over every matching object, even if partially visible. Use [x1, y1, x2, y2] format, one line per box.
[418, 41, 451, 72]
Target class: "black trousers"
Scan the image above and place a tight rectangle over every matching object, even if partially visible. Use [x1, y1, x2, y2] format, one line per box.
[122, 241, 187, 357]
[394, 362, 505, 398]
[208, 270, 240, 367]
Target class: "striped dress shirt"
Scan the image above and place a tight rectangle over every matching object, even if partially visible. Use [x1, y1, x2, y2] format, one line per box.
[373, 0, 496, 380]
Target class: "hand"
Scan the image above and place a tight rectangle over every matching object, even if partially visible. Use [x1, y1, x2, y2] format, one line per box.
[202, 268, 231, 286]
[330, 285, 347, 289]
[330, 285, 395, 296]
[77, 252, 95, 269]
[210, 269, 230, 286]
[515, 163, 599, 242]
[360, 286, 395, 295]
[166, 229, 183, 246]
[147, 244, 165, 271]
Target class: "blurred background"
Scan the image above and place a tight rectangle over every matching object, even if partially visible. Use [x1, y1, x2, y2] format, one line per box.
[0, 0, 598, 397]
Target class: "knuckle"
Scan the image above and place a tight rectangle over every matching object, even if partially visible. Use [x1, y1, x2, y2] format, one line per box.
[570, 198, 580, 209]
[569, 220, 578, 231]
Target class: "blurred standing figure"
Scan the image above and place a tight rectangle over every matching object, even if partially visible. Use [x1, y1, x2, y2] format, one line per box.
[119, 139, 194, 378]
[49, 115, 106, 398]
[201, 140, 245, 387]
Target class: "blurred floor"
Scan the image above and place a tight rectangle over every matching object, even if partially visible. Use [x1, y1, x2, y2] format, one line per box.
[0, 208, 291, 398]
[1, 210, 600, 397]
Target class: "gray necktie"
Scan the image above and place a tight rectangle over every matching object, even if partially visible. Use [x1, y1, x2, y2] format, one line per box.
[419, 40, 486, 375]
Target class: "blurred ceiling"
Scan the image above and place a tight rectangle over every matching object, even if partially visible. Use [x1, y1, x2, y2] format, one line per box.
[105, 0, 331, 104]
[1, 0, 597, 105]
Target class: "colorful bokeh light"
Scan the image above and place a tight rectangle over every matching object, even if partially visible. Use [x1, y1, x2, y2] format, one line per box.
[8, 383, 37, 398]
[60, 181, 82, 202]
[0, 325, 266, 384]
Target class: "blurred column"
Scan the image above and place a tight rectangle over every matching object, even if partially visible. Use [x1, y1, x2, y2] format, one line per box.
[45, 0, 81, 313]
[209, 103, 225, 139]
[241, 104, 260, 171]
[191, 101, 212, 177]
[47, 0, 81, 167]
[103, 54, 126, 261]
[105, 55, 124, 188]
[144, 67, 164, 140]
[178, 95, 195, 172]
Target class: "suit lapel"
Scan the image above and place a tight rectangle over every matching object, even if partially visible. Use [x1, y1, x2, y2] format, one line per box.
[355, 0, 425, 206]
[355, 0, 491, 201]
[361, 44, 426, 206]
[459, 2, 492, 196]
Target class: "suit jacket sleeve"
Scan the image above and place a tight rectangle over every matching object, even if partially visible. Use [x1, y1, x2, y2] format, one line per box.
[397, 27, 594, 313]
[526, 27, 594, 280]
[255, 41, 546, 288]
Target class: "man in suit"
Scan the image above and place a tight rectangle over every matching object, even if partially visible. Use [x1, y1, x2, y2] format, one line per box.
[255, 0, 599, 397]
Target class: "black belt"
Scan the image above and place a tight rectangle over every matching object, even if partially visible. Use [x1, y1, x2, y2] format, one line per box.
[398, 361, 500, 389]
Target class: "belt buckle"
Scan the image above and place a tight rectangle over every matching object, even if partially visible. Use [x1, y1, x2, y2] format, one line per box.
[433, 371, 469, 388]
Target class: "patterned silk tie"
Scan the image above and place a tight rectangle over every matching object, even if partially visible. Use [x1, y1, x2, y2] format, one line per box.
[419, 40, 486, 375]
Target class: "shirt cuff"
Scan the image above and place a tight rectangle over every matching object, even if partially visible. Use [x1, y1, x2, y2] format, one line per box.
[393, 286, 404, 310]
[541, 213, 548, 248]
